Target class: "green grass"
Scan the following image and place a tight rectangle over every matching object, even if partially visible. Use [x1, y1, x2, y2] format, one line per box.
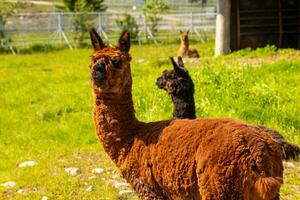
[0, 43, 299, 199]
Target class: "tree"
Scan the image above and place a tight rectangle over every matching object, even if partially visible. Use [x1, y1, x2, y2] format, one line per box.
[115, 14, 139, 41]
[61, 0, 107, 12]
[83, 0, 107, 12]
[142, 0, 169, 36]
[0, 2, 24, 39]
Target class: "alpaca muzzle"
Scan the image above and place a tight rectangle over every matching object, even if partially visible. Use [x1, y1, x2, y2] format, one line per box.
[92, 60, 106, 86]
[156, 77, 165, 89]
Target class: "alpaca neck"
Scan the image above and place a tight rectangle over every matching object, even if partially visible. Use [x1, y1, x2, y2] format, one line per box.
[171, 94, 196, 119]
[181, 39, 189, 50]
[93, 92, 138, 165]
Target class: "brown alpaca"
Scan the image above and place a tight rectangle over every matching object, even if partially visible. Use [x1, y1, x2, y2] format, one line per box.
[156, 57, 300, 161]
[88, 28, 283, 200]
[177, 30, 200, 58]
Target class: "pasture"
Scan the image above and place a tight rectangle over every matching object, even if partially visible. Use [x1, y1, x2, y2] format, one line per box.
[0, 43, 300, 199]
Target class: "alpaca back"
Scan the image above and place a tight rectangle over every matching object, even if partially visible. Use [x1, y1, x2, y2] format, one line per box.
[177, 46, 200, 58]
[187, 47, 200, 58]
[125, 119, 283, 200]
[194, 120, 283, 200]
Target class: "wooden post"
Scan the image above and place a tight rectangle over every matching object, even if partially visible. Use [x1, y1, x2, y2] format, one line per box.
[215, 0, 231, 56]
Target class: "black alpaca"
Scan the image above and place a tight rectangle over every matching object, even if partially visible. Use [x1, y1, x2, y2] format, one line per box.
[156, 57, 196, 119]
[156, 57, 300, 160]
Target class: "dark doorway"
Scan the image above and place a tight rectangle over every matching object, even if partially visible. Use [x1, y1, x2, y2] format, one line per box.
[230, 0, 300, 50]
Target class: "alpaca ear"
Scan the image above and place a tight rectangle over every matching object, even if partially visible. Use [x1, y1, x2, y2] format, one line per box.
[177, 56, 185, 68]
[89, 27, 105, 51]
[171, 57, 188, 77]
[170, 57, 178, 70]
[180, 30, 183, 34]
[187, 30, 190, 34]
[118, 31, 130, 52]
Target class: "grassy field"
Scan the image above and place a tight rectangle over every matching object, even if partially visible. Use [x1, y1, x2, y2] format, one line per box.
[0, 43, 300, 199]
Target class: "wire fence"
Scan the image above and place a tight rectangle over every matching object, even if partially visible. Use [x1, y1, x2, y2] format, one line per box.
[0, 10, 216, 54]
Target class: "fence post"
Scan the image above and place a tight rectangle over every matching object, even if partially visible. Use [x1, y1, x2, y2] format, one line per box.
[142, 13, 147, 41]
[97, 13, 109, 44]
[97, 13, 102, 30]
[191, 11, 194, 31]
[58, 13, 62, 42]
[50, 12, 72, 49]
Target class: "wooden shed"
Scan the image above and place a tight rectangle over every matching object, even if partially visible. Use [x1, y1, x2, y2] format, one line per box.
[215, 0, 300, 56]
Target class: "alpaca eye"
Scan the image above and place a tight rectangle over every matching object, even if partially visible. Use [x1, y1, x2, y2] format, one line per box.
[112, 59, 122, 68]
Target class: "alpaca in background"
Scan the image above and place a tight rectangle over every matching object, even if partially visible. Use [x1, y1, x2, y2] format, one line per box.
[89, 29, 283, 200]
[177, 30, 200, 58]
[156, 57, 300, 160]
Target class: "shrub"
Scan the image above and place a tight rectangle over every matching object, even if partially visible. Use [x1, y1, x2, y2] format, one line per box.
[115, 14, 139, 41]
[142, 0, 169, 36]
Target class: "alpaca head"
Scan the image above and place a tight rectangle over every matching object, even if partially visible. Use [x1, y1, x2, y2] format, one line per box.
[89, 28, 132, 98]
[179, 30, 190, 44]
[156, 57, 194, 96]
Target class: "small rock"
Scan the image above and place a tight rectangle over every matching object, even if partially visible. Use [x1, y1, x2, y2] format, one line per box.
[119, 190, 134, 196]
[42, 196, 48, 200]
[92, 168, 104, 174]
[112, 174, 119, 179]
[114, 182, 130, 189]
[18, 161, 37, 168]
[65, 167, 80, 176]
[137, 59, 145, 63]
[285, 162, 295, 169]
[86, 185, 93, 192]
[17, 189, 24, 194]
[88, 175, 97, 180]
[0, 181, 16, 188]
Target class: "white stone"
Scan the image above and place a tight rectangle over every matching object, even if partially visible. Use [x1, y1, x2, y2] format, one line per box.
[112, 174, 119, 179]
[92, 168, 104, 174]
[86, 185, 93, 192]
[285, 162, 295, 169]
[0, 181, 16, 188]
[119, 190, 134, 196]
[114, 182, 130, 189]
[88, 175, 97, 180]
[17, 189, 24, 194]
[65, 167, 80, 176]
[18, 161, 37, 168]
[42, 196, 48, 200]
[137, 59, 145, 63]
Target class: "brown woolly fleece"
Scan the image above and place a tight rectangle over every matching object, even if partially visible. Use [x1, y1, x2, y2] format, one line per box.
[88, 28, 283, 200]
[177, 30, 200, 58]
[156, 57, 300, 161]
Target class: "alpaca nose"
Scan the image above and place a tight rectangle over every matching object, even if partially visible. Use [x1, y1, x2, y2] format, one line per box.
[93, 59, 106, 85]
[156, 77, 164, 89]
